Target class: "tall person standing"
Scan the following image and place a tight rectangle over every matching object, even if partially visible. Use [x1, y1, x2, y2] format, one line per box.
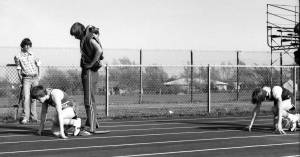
[70, 22, 103, 135]
[14, 38, 41, 124]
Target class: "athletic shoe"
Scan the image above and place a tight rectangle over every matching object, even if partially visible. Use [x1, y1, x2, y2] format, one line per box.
[20, 118, 29, 124]
[73, 118, 81, 136]
[79, 130, 92, 136]
[52, 131, 60, 137]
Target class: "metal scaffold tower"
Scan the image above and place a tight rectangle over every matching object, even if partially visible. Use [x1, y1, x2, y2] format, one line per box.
[267, 3, 299, 85]
[267, 4, 299, 57]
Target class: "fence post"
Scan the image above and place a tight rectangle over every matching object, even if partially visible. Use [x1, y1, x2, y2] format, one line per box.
[270, 50, 273, 86]
[280, 52, 283, 86]
[190, 50, 193, 103]
[105, 64, 109, 117]
[139, 49, 143, 104]
[207, 64, 211, 113]
[293, 66, 297, 107]
[236, 51, 240, 101]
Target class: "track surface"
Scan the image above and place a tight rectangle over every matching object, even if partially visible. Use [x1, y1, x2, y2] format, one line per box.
[0, 116, 299, 157]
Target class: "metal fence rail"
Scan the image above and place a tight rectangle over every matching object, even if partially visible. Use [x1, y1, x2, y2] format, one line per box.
[1, 64, 299, 119]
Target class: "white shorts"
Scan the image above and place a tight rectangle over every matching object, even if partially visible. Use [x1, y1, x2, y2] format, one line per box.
[52, 107, 76, 127]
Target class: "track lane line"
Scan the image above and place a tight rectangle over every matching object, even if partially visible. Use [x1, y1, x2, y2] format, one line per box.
[114, 142, 300, 157]
[99, 118, 272, 128]
[0, 121, 273, 139]
[0, 129, 241, 144]
[0, 134, 298, 155]
[99, 115, 273, 124]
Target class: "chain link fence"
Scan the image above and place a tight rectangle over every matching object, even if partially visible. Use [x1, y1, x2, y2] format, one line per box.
[0, 64, 299, 120]
[0, 47, 297, 66]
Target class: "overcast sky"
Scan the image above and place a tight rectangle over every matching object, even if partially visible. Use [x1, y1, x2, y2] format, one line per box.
[0, 0, 298, 51]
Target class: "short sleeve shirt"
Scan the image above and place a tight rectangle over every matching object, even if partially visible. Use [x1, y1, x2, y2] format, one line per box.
[14, 51, 41, 75]
[270, 86, 292, 101]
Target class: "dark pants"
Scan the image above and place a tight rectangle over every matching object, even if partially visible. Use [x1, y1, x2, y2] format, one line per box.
[81, 69, 99, 132]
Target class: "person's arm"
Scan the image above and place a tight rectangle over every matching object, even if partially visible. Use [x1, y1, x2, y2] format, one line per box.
[16, 69, 22, 82]
[52, 91, 68, 139]
[14, 56, 22, 82]
[84, 39, 102, 68]
[38, 103, 48, 135]
[276, 99, 286, 134]
[248, 103, 261, 132]
[35, 58, 41, 79]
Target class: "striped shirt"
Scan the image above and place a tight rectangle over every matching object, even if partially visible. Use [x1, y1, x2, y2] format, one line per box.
[14, 51, 41, 76]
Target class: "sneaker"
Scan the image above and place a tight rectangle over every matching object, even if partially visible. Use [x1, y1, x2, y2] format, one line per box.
[79, 130, 92, 136]
[20, 118, 29, 124]
[73, 118, 81, 136]
[52, 131, 60, 137]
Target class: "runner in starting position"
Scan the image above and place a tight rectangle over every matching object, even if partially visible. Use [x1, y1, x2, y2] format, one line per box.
[249, 86, 298, 134]
[31, 85, 81, 138]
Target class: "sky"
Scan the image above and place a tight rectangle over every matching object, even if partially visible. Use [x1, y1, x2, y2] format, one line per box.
[0, 0, 298, 66]
[0, 0, 298, 50]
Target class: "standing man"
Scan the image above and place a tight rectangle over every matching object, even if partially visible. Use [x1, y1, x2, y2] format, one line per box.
[14, 38, 41, 124]
[70, 22, 103, 135]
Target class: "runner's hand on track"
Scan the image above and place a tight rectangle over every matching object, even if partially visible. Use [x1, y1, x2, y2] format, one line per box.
[275, 128, 286, 134]
[246, 125, 252, 132]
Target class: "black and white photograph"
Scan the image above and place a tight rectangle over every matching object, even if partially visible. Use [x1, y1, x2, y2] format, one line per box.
[0, 0, 299, 156]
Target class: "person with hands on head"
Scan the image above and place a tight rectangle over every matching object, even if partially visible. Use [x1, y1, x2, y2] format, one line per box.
[31, 85, 81, 139]
[248, 86, 295, 134]
[70, 22, 103, 135]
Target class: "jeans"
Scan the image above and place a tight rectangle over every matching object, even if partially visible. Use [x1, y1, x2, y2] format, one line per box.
[81, 69, 99, 132]
[22, 77, 39, 121]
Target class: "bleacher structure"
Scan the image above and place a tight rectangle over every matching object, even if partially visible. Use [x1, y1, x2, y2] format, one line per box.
[267, 4, 299, 86]
[267, 4, 299, 65]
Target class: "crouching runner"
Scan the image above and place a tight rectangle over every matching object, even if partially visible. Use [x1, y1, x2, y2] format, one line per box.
[31, 85, 81, 139]
[248, 86, 296, 134]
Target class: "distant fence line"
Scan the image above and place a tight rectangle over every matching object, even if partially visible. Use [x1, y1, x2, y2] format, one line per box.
[1, 64, 299, 118]
[0, 47, 296, 66]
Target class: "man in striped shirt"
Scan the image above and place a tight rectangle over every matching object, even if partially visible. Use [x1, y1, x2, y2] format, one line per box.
[14, 38, 41, 124]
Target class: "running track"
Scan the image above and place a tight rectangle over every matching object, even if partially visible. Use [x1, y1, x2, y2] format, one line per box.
[0, 116, 299, 157]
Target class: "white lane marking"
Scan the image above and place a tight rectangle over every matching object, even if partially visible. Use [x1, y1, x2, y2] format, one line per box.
[0, 134, 298, 155]
[100, 116, 273, 124]
[0, 129, 240, 144]
[107, 121, 273, 132]
[114, 142, 300, 157]
[0, 120, 273, 139]
[100, 118, 272, 128]
[100, 122, 186, 128]
[0, 134, 32, 138]
[282, 155, 300, 157]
